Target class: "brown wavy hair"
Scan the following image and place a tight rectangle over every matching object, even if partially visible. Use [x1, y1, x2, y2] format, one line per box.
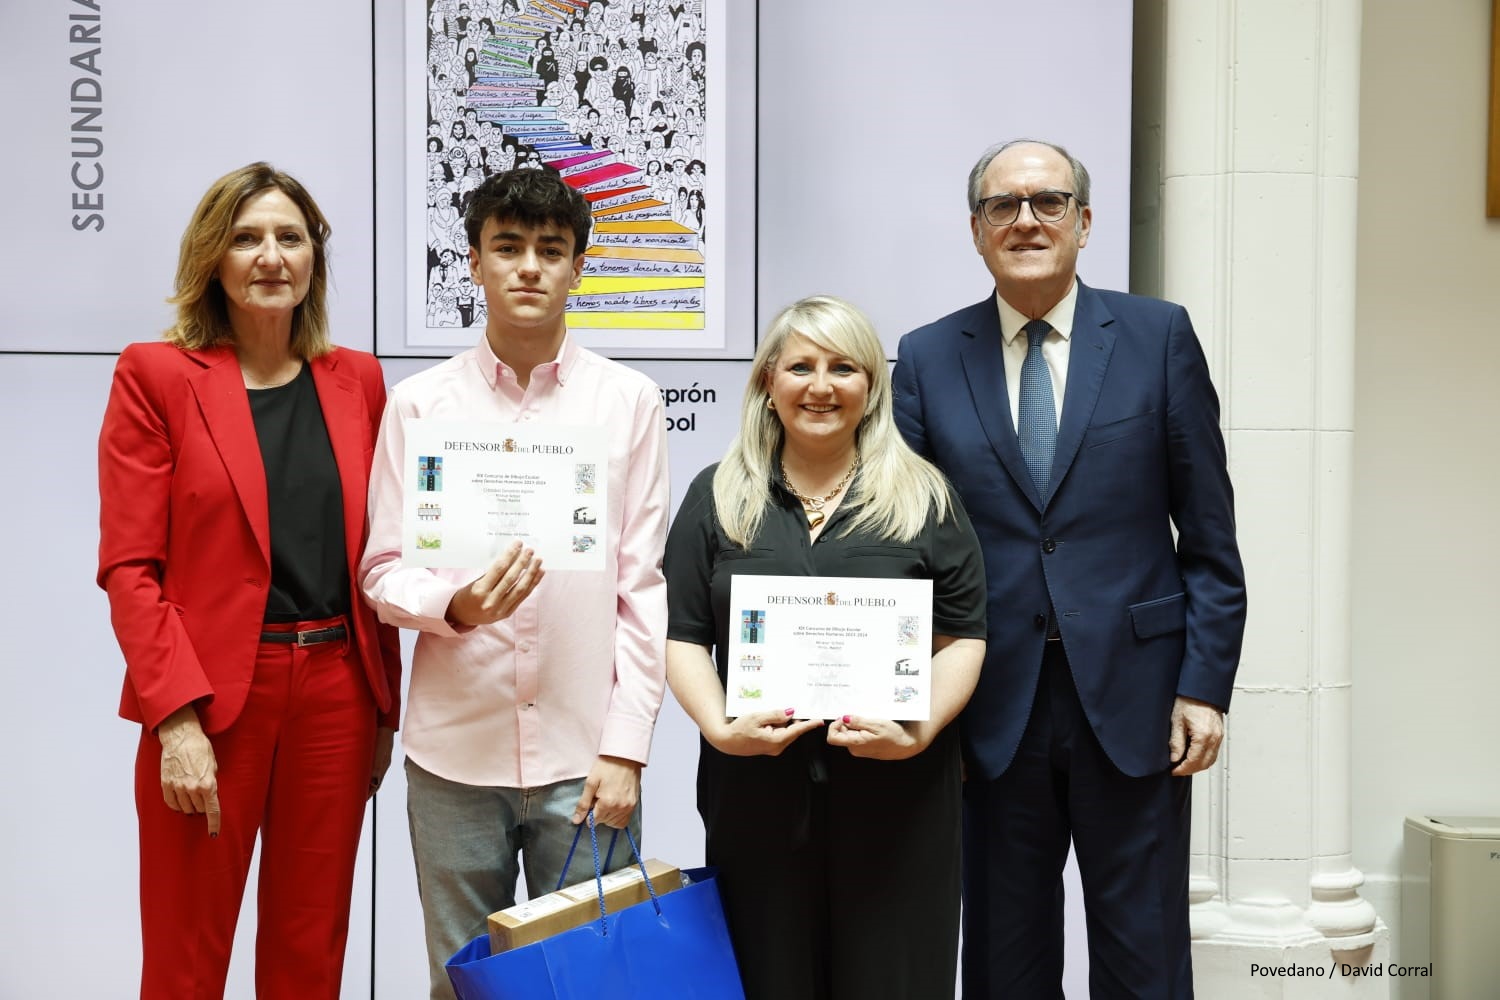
[164, 162, 333, 357]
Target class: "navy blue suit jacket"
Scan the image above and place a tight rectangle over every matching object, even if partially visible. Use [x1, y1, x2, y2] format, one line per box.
[893, 282, 1247, 780]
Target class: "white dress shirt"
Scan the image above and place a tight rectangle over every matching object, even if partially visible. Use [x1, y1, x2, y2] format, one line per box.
[995, 279, 1080, 429]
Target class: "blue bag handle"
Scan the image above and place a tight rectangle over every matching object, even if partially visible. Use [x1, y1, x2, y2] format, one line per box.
[554, 810, 662, 935]
[555, 819, 620, 891]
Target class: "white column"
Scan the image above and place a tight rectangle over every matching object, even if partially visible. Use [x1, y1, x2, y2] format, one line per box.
[1137, 0, 1386, 993]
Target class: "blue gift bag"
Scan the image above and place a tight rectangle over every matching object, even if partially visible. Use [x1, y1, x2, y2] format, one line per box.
[445, 818, 745, 1000]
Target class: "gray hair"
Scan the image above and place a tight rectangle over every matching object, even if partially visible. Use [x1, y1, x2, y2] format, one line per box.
[966, 139, 1091, 213]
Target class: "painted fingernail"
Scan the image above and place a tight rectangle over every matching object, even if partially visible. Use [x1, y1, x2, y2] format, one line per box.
[210, 832, 218, 839]
[842, 715, 851, 724]
[784, 707, 795, 716]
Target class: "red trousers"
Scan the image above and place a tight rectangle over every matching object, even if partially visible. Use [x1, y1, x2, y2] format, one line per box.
[135, 619, 376, 999]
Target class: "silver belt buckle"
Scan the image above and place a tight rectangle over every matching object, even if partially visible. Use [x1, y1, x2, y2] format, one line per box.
[295, 629, 319, 647]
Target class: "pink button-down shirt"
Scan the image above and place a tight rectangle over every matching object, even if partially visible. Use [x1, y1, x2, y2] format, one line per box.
[359, 335, 669, 788]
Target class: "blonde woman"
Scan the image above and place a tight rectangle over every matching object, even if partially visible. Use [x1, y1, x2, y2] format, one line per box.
[664, 295, 987, 999]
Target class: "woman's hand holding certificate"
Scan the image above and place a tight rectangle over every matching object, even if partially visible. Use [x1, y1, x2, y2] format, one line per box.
[707, 708, 825, 758]
[825, 715, 925, 761]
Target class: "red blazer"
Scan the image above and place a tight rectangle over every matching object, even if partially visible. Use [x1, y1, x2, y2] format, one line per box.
[98, 342, 402, 734]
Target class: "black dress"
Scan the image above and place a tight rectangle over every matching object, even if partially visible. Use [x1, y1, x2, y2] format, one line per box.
[664, 462, 987, 1000]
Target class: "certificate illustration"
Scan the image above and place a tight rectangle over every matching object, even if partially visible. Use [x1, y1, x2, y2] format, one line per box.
[726, 575, 934, 722]
[402, 419, 608, 571]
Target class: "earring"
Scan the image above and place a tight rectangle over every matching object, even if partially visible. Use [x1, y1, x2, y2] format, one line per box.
[766, 397, 775, 410]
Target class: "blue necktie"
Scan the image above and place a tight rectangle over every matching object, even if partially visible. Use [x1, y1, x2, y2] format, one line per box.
[1018, 319, 1057, 498]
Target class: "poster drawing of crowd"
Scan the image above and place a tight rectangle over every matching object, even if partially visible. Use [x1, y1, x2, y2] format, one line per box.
[423, 0, 710, 340]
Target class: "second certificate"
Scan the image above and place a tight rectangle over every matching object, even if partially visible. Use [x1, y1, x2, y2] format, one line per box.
[401, 419, 608, 572]
[726, 575, 934, 722]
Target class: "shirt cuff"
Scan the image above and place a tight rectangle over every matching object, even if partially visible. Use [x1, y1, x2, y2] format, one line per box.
[597, 714, 657, 767]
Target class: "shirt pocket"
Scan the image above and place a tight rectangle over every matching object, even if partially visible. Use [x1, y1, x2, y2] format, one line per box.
[715, 546, 779, 569]
[1128, 592, 1187, 638]
[841, 544, 922, 579]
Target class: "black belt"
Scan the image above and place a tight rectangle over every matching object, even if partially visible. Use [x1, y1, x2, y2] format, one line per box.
[259, 624, 347, 646]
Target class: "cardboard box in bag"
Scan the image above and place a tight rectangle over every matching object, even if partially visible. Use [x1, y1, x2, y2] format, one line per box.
[487, 859, 686, 954]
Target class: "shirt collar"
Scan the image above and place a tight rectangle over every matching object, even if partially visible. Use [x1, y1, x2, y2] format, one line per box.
[996, 279, 1080, 348]
[474, 331, 580, 389]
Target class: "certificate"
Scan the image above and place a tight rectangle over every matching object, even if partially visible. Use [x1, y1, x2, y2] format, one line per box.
[725, 575, 934, 721]
[401, 420, 609, 571]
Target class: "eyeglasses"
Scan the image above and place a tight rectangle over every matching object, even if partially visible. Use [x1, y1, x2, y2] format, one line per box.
[975, 190, 1079, 227]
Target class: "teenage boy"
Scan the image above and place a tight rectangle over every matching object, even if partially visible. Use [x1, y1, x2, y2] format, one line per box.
[360, 167, 670, 1000]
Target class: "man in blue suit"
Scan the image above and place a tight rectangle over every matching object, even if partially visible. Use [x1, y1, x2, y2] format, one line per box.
[893, 139, 1247, 998]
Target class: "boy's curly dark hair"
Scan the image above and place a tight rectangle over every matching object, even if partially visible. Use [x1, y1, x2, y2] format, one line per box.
[463, 167, 592, 255]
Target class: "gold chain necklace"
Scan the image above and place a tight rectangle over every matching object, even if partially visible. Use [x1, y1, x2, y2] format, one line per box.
[780, 453, 859, 529]
[241, 360, 304, 390]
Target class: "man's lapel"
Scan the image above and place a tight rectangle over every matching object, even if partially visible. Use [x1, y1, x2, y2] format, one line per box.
[1051, 281, 1117, 498]
[956, 299, 1047, 511]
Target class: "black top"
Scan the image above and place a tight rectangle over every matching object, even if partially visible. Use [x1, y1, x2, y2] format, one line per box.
[665, 461, 988, 684]
[247, 363, 349, 623]
[665, 457, 988, 909]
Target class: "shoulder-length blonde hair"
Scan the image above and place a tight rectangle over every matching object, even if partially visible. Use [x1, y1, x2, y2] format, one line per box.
[713, 294, 952, 547]
[164, 162, 334, 358]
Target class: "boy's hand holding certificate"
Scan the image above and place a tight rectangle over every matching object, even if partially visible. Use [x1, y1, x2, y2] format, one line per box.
[726, 575, 934, 721]
[401, 419, 608, 571]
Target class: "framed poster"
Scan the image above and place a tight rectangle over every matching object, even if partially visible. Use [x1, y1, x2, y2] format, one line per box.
[393, 0, 755, 358]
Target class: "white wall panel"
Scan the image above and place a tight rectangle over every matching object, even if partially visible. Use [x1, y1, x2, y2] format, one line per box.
[0, 356, 134, 997]
[1352, 0, 1500, 959]
[0, 1, 376, 355]
[756, 0, 1133, 355]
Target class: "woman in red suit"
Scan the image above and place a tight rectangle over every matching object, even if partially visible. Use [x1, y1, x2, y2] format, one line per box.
[97, 162, 402, 999]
